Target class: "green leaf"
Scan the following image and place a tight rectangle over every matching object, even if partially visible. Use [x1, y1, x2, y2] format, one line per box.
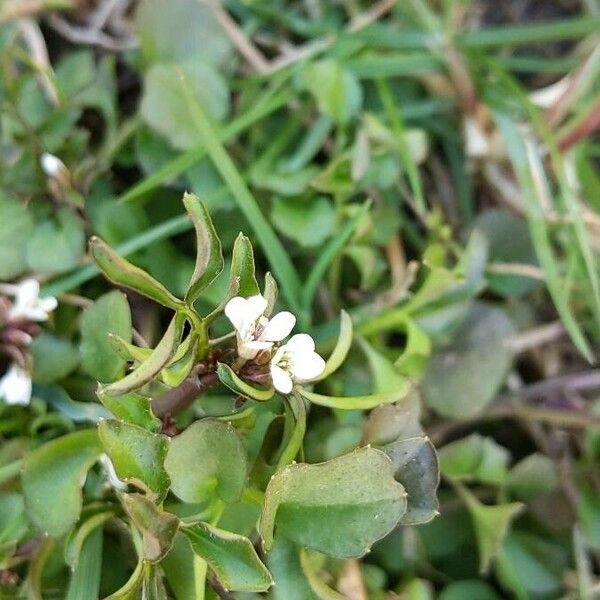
[440, 580, 501, 600]
[393, 317, 431, 378]
[33, 384, 109, 423]
[101, 314, 183, 395]
[362, 392, 423, 446]
[439, 434, 510, 485]
[98, 420, 170, 499]
[422, 303, 515, 418]
[141, 62, 230, 150]
[136, 0, 232, 66]
[161, 333, 198, 387]
[456, 484, 523, 573]
[27, 208, 85, 274]
[22, 429, 102, 537]
[182, 192, 223, 303]
[97, 390, 161, 432]
[266, 537, 320, 600]
[217, 363, 274, 401]
[64, 511, 114, 569]
[476, 209, 539, 297]
[89, 236, 183, 309]
[316, 310, 353, 380]
[182, 521, 273, 592]
[271, 197, 336, 248]
[297, 382, 411, 410]
[0, 493, 28, 563]
[104, 558, 144, 600]
[263, 272, 278, 316]
[80, 291, 132, 382]
[65, 525, 103, 600]
[227, 233, 260, 299]
[0, 195, 34, 279]
[260, 447, 407, 558]
[107, 334, 152, 363]
[31, 333, 79, 383]
[358, 337, 407, 393]
[382, 436, 439, 525]
[299, 548, 346, 599]
[165, 419, 247, 504]
[122, 494, 179, 563]
[302, 60, 363, 124]
[506, 454, 558, 501]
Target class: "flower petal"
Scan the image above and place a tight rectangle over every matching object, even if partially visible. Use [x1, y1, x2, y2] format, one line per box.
[285, 333, 316, 354]
[292, 351, 326, 382]
[0, 364, 32, 406]
[260, 311, 296, 342]
[224, 296, 251, 332]
[270, 364, 293, 394]
[238, 339, 273, 359]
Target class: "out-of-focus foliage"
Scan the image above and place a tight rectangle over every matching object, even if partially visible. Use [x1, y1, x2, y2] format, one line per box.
[1, 0, 600, 597]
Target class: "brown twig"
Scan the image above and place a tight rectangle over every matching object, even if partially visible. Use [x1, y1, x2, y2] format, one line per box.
[151, 370, 218, 418]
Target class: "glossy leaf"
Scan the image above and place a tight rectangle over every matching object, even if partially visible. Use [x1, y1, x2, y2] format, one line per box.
[182, 521, 272, 592]
[122, 494, 179, 563]
[227, 233, 260, 299]
[182, 192, 223, 302]
[161, 333, 198, 387]
[217, 363, 275, 401]
[97, 390, 160, 432]
[22, 429, 102, 537]
[101, 315, 183, 395]
[98, 420, 170, 499]
[64, 511, 114, 568]
[382, 436, 440, 524]
[362, 391, 423, 446]
[80, 291, 132, 382]
[89, 236, 183, 309]
[164, 419, 247, 504]
[260, 447, 407, 558]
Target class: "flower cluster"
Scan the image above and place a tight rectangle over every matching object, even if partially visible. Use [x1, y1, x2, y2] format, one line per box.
[225, 294, 325, 394]
[0, 280, 57, 406]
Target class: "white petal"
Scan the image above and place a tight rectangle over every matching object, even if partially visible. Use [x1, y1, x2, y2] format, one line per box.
[243, 294, 268, 322]
[271, 345, 287, 366]
[16, 279, 40, 305]
[0, 365, 32, 406]
[271, 364, 293, 394]
[291, 351, 326, 382]
[238, 339, 273, 359]
[285, 333, 316, 354]
[530, 77, 569, 108]
[39, 296, 58, 313]
[41, 153, 67, 178]
[259, 311, 296, 342]
[225, 296, 252, 332]
[224, 294, 268, 336]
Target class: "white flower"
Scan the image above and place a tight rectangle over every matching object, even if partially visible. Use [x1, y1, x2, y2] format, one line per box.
[225, 294, 295, 360]
[270, 333, 325, 394]
[40, 152, 69, 181]
[0, 364, 32, 406]
[8, 279, 57, 322]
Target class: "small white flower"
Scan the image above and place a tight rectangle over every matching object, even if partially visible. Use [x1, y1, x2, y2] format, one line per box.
[0, 363, 32, 406]
[270, 333, 325, 394]
[225, 294, 295, 360]
[40, 152, 69, 181]
[99, 453, 128, 491]
[8, 279, 57, 322]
